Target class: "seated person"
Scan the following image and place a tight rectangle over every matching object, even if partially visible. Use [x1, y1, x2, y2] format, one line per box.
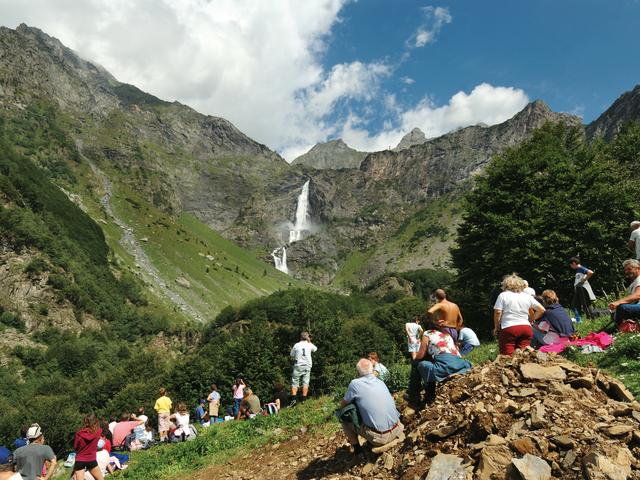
[14, 424, 57, 480]
[112, 415, 143, 450]
[532, 290, 575, 346]
[194, 399, 209, 426]
[272, 383, 289, 412]
[609, 259, 640, 326]
[170, 403, 192, 442]
[0, 446, 20, 480]
[367, 352, 389, 381]
[457, 326, 480, 355]
[338, 358, 404, 454]
[237, 388, 261, 420]
[407, 318, 472, 408]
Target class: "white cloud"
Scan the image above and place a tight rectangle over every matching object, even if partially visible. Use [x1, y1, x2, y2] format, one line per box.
[341, 83, 530, 151]
[0, 2, 527, 161]
[408, 6, 452, 48]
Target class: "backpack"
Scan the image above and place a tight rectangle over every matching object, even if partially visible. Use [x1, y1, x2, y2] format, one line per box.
[619, 319, 638, 333]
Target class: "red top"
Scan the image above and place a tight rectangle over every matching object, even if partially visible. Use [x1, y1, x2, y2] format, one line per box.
[74, 427, 102, 462]
[103, 438, 112, 453]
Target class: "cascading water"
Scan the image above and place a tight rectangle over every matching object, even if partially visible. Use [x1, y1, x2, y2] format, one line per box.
[272, 179, 312, 274]
[289, 180, 311, 243]
[271, 246, 288, 274]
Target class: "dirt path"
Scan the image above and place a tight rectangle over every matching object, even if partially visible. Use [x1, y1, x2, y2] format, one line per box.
[189, 430, 369, 480]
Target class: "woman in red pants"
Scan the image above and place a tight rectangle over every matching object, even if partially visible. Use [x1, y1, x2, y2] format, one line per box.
[493, 274, 545, 355]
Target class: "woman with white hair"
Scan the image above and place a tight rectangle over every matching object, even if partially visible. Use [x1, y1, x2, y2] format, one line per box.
[493, 273, 545, 355]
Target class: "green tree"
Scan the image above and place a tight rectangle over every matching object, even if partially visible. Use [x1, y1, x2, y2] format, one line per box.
[452, 123, 640, 334]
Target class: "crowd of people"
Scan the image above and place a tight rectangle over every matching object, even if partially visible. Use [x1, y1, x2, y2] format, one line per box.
[3, 229, 640, 470]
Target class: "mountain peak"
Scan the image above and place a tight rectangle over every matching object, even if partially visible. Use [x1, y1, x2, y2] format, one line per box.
[586, 83, 640, 141]
[393, 127, 427, 151]
[292, 139, 367, 169]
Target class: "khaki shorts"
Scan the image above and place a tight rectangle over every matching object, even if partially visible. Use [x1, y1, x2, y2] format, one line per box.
[291, 365, 311, 388]
[158, 412, 171, 432]
[342, 421, 405, 447]
[209, 401, 220, 417]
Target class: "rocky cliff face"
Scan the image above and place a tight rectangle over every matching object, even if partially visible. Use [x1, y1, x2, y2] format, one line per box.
[292, 139, 367, 170]
[586, 84, 640, 141]
[0, 24, 287, 231]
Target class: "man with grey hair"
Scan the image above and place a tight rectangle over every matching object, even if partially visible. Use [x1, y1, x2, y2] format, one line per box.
[609, 259, 640, 326]
[290, 331, 317, 405]
[339, 358, 404, 454]
[628, 221, 640, 260]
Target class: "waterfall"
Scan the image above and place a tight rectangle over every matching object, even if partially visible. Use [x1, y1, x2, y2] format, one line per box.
[289, 180, 310, 243]
[271, 246, 288, 274]
[272, 179, 311, 274]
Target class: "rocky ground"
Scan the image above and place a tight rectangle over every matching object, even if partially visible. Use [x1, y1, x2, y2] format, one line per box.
[194, 349, 639, 480]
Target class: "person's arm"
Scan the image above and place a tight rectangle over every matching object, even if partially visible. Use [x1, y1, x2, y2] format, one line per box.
[582, 269, 593, 283]
[529, 304, 545, 323]
[415, 334, 429, 361]
[275, 398, 281, 410]
[456, 311, 464, 330]
[628, 239, 636, 253]
[493, 309, 502, 337]
[290, 346, 296, 358]
[107, 463, 115, 474]
[609, 286, 640, 309]
[43, 456, 57, 480]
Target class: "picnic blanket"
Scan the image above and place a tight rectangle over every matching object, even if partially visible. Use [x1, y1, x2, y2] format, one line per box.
[539, 332, 613, 354]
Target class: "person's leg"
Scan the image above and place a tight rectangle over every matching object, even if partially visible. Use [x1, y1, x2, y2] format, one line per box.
[515, 325, 533, 350]
[291, 366, 300, 398]
[424, 381, 436, 404]
[498, 327, 516, 355]
[301, 367, 311, 398]
[407, 360, 424, 405]
[341, 421, 359, 445]
[616, 303, 640, 325]
[459, 342, 474, 356]
[87, 466, 104, 480]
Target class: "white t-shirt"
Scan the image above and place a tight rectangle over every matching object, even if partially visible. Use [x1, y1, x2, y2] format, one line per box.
[405, 322, 422, 342]
[459, 327, 480, 346]
[174, 412, 190, 430]
[631, 229, 640, 259]
[523, 287, 536, 296]
[137, 414, 148, 425]
[108, 421, 117, 435]
[627, 274, 640, 299]
[290, 340, 317, 367]
[494, 291, 543, 329]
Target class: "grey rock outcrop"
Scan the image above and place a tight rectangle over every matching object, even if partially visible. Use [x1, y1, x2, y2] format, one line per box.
[292, 139, 367, 170]
[586, 84, 640, 141]
[393, 127, 427, 151]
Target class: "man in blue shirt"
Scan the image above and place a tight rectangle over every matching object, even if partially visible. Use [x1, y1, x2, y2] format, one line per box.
[339, 358, 404, 453]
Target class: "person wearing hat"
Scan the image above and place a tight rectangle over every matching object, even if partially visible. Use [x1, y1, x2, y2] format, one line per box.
[628, 221, 640, 260]
[0, 445, 20, 480]
[13, 424, 56, 480]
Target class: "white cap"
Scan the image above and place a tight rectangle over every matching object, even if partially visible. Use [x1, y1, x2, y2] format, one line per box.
[26, 424, 42, 440]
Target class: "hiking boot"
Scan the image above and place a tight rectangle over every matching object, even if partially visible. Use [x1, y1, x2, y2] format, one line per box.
[288, 398, 297, 408]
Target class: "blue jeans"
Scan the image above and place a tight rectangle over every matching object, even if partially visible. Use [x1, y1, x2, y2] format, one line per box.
[614, 303, 640, 325]
[459, 343, 476, 356]
[233, 398, 242, 416]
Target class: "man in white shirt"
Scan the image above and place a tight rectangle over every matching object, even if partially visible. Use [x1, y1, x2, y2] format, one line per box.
[609, 259, 640, 326]
[290, 331, 317, 405]
[628, 221, 640, 260]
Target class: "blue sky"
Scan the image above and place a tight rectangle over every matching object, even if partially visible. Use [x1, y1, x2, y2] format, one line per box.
[1, 0, 639, 158]
[326, 0, 640, 127]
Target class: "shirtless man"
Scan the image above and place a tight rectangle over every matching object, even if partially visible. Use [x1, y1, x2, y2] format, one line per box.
[427, 289, 463, 342]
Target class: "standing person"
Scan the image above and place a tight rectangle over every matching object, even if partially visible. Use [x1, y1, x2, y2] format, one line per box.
[569, 257, 596, 322]
[72, 414, 104, 480]
[493, 274, 545, 355]
[458, 326, 480, 356]
[13, 424, 56, 480]
[207, 384, 221, 422]
[232, 379, 246, 417]
[154, 387, 172, 443]
[405, 316, 423, 360]
[367, 352, 389, 381]
[608, 259, 640, 326]
[427, 289, 463, 343]
[628, 221, 640, 260]
[289, 331, 317, 406]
